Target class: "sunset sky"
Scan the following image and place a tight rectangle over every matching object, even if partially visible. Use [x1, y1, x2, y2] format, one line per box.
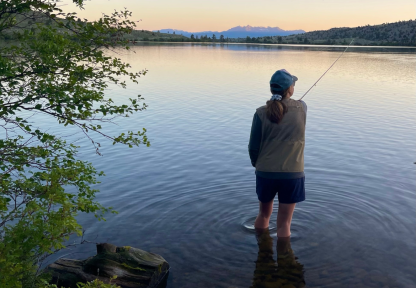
[61, 0, 415, 32]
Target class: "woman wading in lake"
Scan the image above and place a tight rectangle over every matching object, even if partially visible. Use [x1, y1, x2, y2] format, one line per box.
[249, 69, 306, 237]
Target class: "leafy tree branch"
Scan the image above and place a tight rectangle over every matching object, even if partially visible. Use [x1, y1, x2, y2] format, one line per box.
[0, 1, 149, 286]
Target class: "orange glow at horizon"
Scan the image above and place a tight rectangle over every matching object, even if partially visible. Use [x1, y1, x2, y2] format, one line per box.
[61, 0, 416, 32]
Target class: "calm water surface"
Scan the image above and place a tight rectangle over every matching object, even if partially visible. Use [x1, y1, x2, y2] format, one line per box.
[49, 44, 415, 288]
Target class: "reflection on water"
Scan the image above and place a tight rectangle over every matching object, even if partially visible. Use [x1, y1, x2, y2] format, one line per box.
[38, 44, 416, 288]
[139, 42, 416, 53]
[250, 228, 405, 288]
[251, 229, 305, 288]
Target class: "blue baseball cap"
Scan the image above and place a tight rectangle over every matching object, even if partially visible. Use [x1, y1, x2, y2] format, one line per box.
[270, 69, 298, 92]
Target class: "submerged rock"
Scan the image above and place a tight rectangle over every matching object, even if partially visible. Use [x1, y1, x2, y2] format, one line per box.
[45, 243, 169, 288]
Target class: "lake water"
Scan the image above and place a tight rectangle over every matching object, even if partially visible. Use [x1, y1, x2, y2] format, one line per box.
[48, 44, 415, 288]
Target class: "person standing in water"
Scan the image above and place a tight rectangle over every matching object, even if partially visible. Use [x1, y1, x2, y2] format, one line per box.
[249, 69, 307, 237]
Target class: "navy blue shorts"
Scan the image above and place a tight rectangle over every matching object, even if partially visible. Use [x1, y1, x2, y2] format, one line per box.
[256, 175, 305, 204]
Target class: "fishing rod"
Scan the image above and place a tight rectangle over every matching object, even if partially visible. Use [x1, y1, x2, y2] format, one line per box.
[299, 39, 354, 100]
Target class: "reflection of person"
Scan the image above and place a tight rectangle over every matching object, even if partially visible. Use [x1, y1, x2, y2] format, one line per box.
[248, 69, 307, 237]
[250, 229, 305, 288]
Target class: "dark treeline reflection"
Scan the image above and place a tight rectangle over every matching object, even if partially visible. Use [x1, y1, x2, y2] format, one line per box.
[250, 229, 305, 288]
[136, 42, 416, 53]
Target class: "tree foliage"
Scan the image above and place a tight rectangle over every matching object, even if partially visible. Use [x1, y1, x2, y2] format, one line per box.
[0, 0, 148, 286]
[43, 277, 121, 288]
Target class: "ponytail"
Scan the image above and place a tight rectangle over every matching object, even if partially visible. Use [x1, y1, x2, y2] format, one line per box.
[266, 87, 290, 124]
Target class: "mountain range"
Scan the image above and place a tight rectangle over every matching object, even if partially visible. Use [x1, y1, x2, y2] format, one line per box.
[155, 25, 305, 38]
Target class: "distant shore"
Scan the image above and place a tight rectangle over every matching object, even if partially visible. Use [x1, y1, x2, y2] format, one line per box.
[129, 41, 416, 49]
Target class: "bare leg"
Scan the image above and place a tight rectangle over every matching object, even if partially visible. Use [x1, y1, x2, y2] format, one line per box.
[254, 200, 274, 229]
[277, 203, 296, 237]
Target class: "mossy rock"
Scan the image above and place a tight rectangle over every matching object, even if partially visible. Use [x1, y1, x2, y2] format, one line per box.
[45, 243, 169, 288]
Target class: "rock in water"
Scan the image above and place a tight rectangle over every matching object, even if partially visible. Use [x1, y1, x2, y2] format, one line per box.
[45, 243, 169, 288]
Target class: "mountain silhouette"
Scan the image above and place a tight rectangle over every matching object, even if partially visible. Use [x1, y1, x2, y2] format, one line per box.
[156, 25, 305, 38]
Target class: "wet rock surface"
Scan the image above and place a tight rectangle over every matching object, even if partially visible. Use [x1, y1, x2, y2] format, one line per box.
[45, 243, 169, 288]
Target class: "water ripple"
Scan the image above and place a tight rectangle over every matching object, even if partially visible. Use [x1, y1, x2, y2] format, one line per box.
[44, 44, 416, 288]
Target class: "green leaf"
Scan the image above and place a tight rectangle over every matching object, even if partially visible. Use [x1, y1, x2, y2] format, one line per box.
[0, 2, 149, 285]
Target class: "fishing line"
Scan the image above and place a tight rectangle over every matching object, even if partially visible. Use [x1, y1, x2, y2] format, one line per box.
[299, 39, 354, 100]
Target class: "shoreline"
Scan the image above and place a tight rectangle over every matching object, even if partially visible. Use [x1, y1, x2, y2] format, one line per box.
[132, 41, 416, 49]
